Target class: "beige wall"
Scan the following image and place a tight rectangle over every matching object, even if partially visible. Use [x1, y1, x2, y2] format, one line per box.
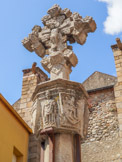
[0, 99, 30, 162]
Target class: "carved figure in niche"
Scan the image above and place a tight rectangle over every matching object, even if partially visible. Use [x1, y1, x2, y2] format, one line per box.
[43, 91, 57, 127]
[67, 97, 79, 124]
[22, 4, 96, 79]
[61, 96, 80, 125]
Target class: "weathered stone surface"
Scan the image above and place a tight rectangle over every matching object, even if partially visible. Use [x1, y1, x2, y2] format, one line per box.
[20, 4, 97, 162]
[83, 100, 118, 143]
[83, 71, 117, 91]
[109, 39, 122, 162]
[22, 4, 96, 80]
[29, 77, 89, 162]
[82, 138, 121, 162]
[55, 134, 74, 162]
[28, 134, 40, 162]
[82, 87, 118, 143]
[12, 98, 21, 110]
[82, 83, 120, 162]
[31, 79, 89, 138]
[13, 66, 49, 127]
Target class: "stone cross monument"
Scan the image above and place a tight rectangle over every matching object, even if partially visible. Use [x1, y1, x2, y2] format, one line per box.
[22, 4, 96, 162]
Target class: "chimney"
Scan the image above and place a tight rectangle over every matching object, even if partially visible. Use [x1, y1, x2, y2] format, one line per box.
[19, 64, 48, 127]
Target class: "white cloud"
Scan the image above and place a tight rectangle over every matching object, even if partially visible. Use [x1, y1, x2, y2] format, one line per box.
[98, 0, 122, 35]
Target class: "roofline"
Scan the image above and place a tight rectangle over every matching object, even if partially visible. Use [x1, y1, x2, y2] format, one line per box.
[82, 71, 97, 84]
[82, 71, 117, 84]
[22, 67, 48, 78]
[87, 85, 114, 93]
[0, 94, 32, 134]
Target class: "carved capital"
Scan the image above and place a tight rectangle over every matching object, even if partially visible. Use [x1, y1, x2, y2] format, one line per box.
[31, 79, 89, 138]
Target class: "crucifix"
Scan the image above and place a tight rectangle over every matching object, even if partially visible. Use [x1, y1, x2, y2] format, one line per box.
[22, 4, 96, 80]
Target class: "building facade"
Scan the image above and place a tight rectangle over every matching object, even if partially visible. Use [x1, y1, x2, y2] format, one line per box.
[0, 94, 32, 162]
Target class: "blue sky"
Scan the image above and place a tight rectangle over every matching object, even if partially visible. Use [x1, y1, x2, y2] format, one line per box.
[0, 0, 122, 104]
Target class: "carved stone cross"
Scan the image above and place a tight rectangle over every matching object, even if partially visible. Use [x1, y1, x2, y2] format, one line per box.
[22, 4, 96, 80]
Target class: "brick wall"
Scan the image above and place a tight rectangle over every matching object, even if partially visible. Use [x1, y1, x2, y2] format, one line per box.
[112, 43, 122, 160]
[13, 67, 48, 127]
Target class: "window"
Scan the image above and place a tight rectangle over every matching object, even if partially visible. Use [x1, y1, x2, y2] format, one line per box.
[40, 141, 45, 162]
[12, 147, 23, 162]
[12, 154, 17, 162]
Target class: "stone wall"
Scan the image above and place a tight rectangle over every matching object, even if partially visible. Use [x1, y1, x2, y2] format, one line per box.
[13, 67, 48, 127]
[112, 43, 122, 161]
[82, 138, 121, 162]
[88, 87, 115, 106]
[12, 98, 21, 111]
[28, 134, 40, 162]
[84, 100, 118, 143]
[82, 87, 120, 162]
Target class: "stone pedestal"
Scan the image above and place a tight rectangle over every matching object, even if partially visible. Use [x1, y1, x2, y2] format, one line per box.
[31, 79, 89, 162]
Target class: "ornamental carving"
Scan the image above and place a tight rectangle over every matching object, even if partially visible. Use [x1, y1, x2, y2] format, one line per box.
[22, 4, 96, 80]
[32, 85, 89, 137]
[60, 95, 80, 126]
[42, 91, 58, 128]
